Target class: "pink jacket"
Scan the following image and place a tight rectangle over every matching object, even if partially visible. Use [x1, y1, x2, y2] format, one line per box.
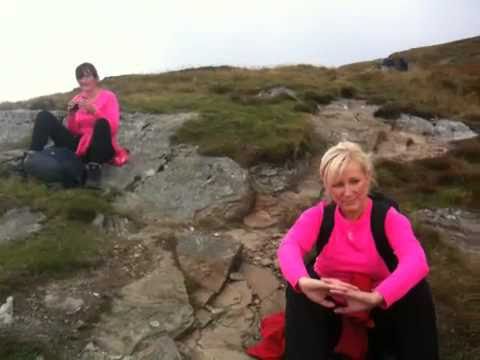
[66, 89, 128, 166]
[277, 197, 429, 308]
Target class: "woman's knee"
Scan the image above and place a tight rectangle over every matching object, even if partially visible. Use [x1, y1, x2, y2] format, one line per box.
[35, 110, 57, 125]
[94, 118, 111, 131]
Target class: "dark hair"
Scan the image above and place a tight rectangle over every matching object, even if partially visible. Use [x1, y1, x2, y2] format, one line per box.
[75, 62, 99, 81]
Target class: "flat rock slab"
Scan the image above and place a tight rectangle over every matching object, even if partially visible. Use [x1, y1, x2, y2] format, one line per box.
[240, 263, 280, 301]
[93, 250, 194, 356]
[176, 231, 243, 307]
[0, 207, 46, 244]
[115, 147, 253, 225]
[414, 208, 480, 254]
[101, 112, 198, 190]
[0, 110, 64, 151]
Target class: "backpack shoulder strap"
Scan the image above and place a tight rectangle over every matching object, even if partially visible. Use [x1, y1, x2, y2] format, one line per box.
[314, 202, 336, 257]
[370, 198, 398, 272]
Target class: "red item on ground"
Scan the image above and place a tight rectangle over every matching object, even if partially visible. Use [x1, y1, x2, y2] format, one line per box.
[246, 311, 285, 360]
[246, 274, 374, 360]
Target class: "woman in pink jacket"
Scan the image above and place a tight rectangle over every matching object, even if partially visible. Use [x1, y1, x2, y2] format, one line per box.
[278, 141, 438, 359]
[29, 62, 128, 187]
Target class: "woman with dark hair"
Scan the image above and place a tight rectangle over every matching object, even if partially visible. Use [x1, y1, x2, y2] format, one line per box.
[28, 62, 128, 187]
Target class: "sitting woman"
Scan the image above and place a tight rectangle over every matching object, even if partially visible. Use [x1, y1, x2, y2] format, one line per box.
[28, 62, 128, 187]
[277, 141, 438, 360]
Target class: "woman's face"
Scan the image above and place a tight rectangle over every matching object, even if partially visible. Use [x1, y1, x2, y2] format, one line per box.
[327, 160, 370, 218]
[78, 74, 98, 94]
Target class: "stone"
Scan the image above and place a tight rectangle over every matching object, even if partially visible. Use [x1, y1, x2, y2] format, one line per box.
[93, 250, 194, 355]
[101, 112, 198, 191]
[249, 161, 309, 194]
[413, 208, 480, 255]
[0, 110, 64, 151]
[0, 207, 46, 244]
[243, 210, 277, 229]
[0, 296, 14, 326]
[44, 294, 84, 315]
[432, 119, 477, 141]
[395, 114, 435, 136]
[240, 263, 280, 300]
[257, 86, 299, 101]
[114, 146, 253, 226]
[176, 231, 243, 306]
[213, 281, 253, 310]
[133, 335, 182, 360]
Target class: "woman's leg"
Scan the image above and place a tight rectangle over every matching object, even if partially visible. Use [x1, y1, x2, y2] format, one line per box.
[30, 110, 78, 152]
[84, 118, 115, 164]
[284, 265, 342, 360]
[368, 279, 439, 360]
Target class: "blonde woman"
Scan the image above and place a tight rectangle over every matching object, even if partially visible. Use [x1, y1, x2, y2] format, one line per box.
[277, 141, 438, 359]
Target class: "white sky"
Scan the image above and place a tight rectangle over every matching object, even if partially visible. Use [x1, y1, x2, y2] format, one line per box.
[1, 0, 478, 102]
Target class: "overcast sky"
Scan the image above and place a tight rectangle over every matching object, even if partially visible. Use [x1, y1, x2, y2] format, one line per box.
[1, 0, 478, 102]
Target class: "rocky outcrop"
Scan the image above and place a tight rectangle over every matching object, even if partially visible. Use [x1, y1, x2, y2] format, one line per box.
[414, 208, 480, 255]
[114, 146, 254, 226]
[0, 207, 46, 244]
[176, 230, 243, 307]
[92, 249, 194, 356]
[392, 114, 478, 141]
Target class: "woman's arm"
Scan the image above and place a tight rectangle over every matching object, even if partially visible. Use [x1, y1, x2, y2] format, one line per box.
[277, 203, 324, 291]
[374, 207, 429, 308]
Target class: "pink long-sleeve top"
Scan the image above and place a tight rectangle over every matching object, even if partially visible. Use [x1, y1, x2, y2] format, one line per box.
[66, 89, 128, 166]
[277, 197, 429, 308]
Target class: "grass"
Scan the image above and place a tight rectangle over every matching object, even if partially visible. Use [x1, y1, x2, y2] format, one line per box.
[0, 176, 114, 292]
[0, 336, 59, 360]
[375, 137, 480, 212]
[413, 222, 480, 359]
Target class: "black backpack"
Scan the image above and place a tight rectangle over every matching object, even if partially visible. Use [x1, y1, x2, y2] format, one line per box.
[311, 191, 400, 272]
[23, 146, 85, 188]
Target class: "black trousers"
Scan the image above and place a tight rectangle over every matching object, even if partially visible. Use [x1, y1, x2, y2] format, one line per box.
[285, 265, 439, 360]
[30, 110, 115, 164]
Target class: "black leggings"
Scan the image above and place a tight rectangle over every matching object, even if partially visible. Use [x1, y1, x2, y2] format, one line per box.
[285, 265, 439, 360]
[30, 110, 115, 164]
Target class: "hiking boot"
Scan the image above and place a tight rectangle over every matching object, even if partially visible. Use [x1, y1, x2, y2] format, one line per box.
[85, 162, 102, 189]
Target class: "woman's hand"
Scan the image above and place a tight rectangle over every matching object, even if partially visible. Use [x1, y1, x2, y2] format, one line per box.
[329, 288, 384, 314]
[67, 99, 79, 112]
[298, 277, 360, 308]
[78, 98, 96, 114]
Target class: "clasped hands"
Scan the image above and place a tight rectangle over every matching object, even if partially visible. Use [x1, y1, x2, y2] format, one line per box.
[297, 276, 384, 314]
[67, 97, 96, 114]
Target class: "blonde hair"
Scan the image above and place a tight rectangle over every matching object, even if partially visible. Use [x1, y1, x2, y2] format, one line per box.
[319, 141, 376, 196]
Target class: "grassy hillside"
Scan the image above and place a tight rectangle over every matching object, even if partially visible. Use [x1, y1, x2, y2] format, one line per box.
[0, 36, 479, 359]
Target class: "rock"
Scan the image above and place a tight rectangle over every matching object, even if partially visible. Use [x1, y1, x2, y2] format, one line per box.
[432, 119, 477, 141]
[243, 210, 277, 229]
[229, 272, 245, 281]
[413, 208, 480, 255]
[93, 250, 194, 355]
[394, 114, 435, 136]
[249, 161, 309, 194]
[0, 207, 46, 244]
[257, 86, 299, 101]
[191, 348, 253, 360]
[240, 263, 279, 300]
[0, 296, 14, 326]
[212, 281, 253, 310]
[259, 289, 286, 317]
[133, 335, 182, 360]
[44, 294, 84, 315]
[101, 112, 198, 190]
[176, 231, 243, 306]
[0, 110, 64, 151]
[224, 229, 268, 253]
[115, 146, 253, 226]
